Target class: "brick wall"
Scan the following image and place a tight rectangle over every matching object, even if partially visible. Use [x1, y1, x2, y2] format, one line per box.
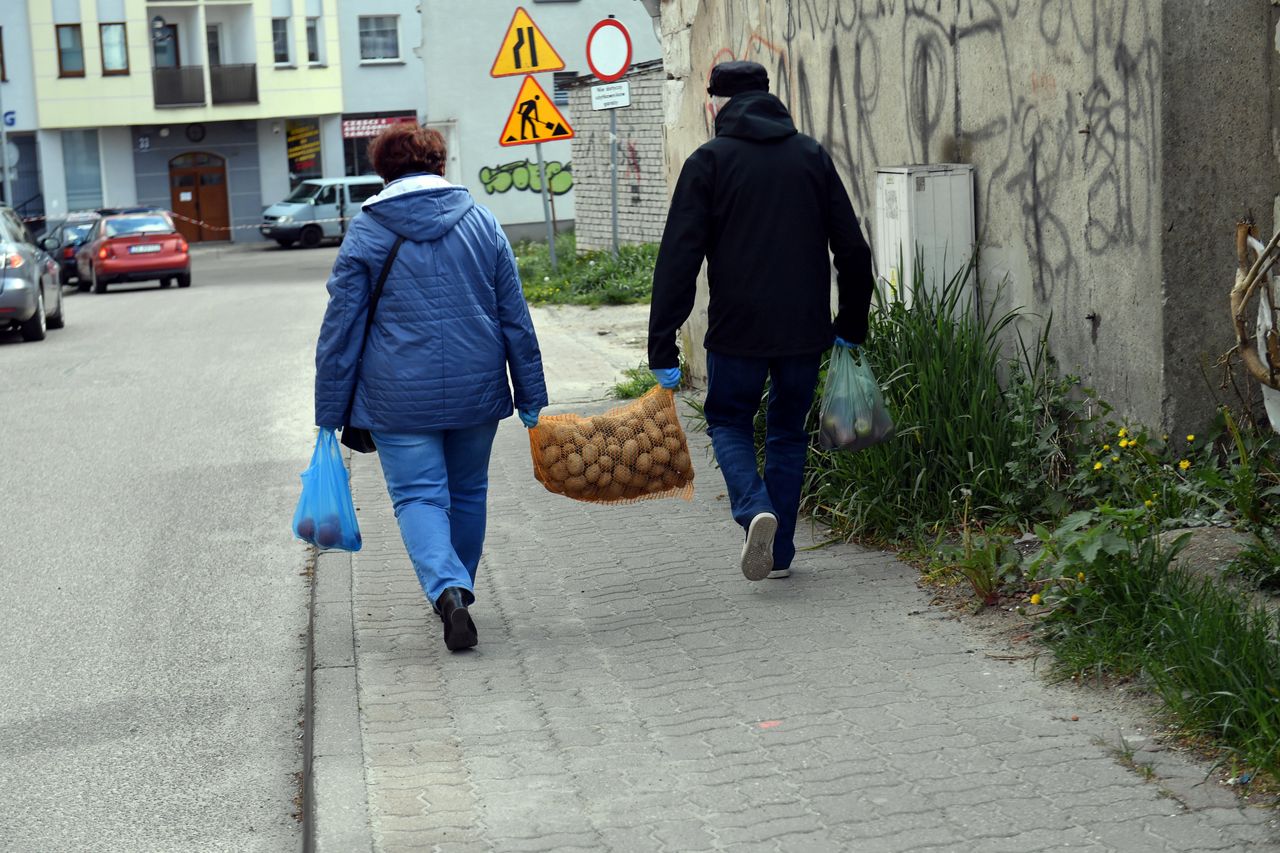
[567, 61, 667, 253]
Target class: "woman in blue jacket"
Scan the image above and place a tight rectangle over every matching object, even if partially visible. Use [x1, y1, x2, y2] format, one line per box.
[314, 124, 547, 651]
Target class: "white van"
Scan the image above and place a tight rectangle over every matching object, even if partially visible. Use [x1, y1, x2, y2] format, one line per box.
[260, 176, 384, 248]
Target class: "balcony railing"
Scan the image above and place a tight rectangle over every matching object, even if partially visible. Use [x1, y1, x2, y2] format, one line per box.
[152, 66, 205, 107]
[211, 64, 258, 105]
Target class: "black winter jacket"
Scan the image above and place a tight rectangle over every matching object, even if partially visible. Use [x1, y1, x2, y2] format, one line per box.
[648, 91, 874, 368]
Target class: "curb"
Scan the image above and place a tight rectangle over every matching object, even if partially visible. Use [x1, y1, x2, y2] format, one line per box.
[307, 545, 374, 853]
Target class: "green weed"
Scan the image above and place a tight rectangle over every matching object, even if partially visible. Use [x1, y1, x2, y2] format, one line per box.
[515, 232, 658, 306]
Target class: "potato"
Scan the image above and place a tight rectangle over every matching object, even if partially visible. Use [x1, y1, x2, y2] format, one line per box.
[648, 463, 667, 481]
[552, 424, 575, 443]
[644, 422, 665, 445]
[645, 480, 665, 493]
[654, 408, 671, 426]
[596, 470, 612, 488]
[672, 451, 691, 471]
[614, 424, 636, 443]
[604, 481, 627, 499]
[663, 423, 682, 437]
[579, 419, 597, 438]
[543, 444, 562, 465]
[621, 439, 640, 465]
[650, 446, 671, 466]
[582, 444, 599, 465]
[635, 432, 653, 452]
[564, 475, 588, 494]
[634, 452, 653, 474]
[548, 461, 569, 482]
[662, 469, 683, 488]
[597, 451, 616, 471]
[613, 464, 633, 485]
[566, 453, 585, 476]
[584, 463, 602, 484]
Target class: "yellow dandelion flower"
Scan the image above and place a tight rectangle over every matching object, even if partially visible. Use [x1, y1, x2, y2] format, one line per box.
[1030, 594, 1043, 606]
[1186, 434, 1195, 442]
[1118, 428, 1128, 438]
[1162, 434, 1169, 441]
[1102, 444, 1111, 451]
[1179, 459, 1191, 471]
[1111, 455, 1120, 463]
[1144, 499, 1154, 508]
[1077, 572, 1086, 583]
[1093, 461, 1104, 471]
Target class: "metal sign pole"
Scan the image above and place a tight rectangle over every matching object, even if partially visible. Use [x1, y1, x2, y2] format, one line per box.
[535, 142, 558, 272]
[0, 81, 12, 207]
[610, 108, 619, 256]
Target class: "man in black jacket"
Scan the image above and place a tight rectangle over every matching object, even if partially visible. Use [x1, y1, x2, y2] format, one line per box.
[648, 60, 874, 582]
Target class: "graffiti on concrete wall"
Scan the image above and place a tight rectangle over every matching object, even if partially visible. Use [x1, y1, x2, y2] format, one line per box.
[478, 159, 574, 196]
[688, 0, 1159, 303]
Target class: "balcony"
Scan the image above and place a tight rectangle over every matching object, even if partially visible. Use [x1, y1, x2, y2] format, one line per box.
[152, 66, 205, 108]
[211, 64, 258, 105]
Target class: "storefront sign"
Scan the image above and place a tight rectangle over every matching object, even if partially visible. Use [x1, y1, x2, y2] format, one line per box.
[341, 115, 417, 139]
[286, 119, 322, 184]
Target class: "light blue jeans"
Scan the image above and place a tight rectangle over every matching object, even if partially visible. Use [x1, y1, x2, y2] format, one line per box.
[372, 422, 499, 607]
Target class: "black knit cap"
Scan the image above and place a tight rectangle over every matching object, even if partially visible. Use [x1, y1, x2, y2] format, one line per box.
[706, 61, 769, 97]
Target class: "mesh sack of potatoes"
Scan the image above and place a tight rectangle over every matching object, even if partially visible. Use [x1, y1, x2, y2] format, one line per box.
[528, 386, 695, 503]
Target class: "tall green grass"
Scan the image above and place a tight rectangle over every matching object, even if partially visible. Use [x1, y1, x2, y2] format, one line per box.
[515, 231, 658, 305]
[802, 258, 1070, 541]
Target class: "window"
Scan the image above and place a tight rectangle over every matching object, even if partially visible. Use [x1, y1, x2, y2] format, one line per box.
[56, 25, 85, 78]
[206, 25, 222, 66]
[358, 16, 399, 62]
[62, 129, 104, 211]
[100, 23, 128, 75]
[306, 18, 320, 64]
[152, 24, 178, 68]
[272, 18, 291, 65]
[347, 181, 382, 203]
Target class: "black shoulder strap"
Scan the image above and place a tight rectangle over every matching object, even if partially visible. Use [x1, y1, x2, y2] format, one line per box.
[363, 235, 405, 337]
[344, 236, 406, 426]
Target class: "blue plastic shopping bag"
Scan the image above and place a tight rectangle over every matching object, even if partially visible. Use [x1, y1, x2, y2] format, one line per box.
[818, 347, 895, 452]
[292, 428, 362, 551]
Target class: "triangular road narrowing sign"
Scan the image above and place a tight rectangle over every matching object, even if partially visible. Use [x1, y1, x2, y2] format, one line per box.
[490, 7, 565, 78]
[500, 76, 575, 147]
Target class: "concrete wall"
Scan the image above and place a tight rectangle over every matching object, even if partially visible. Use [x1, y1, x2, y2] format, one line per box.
[659, 0, 1278, 432]
[335, 0, 426, 118]
[421, 0, 661, 231]
[0, 1, 40, 132]
[567, 60, 666, 252]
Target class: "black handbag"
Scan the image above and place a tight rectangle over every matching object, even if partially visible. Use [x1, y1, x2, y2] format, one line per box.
[340, 235, 405, 453]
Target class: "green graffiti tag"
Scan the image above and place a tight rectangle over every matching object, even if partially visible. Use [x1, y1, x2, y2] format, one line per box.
[478, 160, 573, 196]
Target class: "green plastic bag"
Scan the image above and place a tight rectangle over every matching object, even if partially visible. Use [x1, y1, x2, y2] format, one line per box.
[818, 347, 895, 452]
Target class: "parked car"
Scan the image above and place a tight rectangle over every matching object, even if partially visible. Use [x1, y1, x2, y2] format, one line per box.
[44, 211, 101, 285]
[260, 176, 384, 249]
[76, 212, 191, 293]
[0, 204, 65, 341]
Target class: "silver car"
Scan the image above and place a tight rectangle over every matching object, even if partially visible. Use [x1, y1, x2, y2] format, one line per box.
[0, 205, 64, 342]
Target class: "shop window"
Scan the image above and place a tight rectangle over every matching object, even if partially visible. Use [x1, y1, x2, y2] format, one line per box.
[62, 130, 103, 211]
[272, 19, 291, 65]
[57, 25, 85, 78]
[100, 23, 128, 76]
[358, 16, 399, 62]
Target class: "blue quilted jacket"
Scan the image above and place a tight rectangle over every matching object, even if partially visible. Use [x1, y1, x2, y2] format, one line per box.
[314, 174, 547, 431]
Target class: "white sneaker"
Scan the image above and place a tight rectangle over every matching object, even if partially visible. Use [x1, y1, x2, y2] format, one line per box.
[766, 567, 791, 579]
[739, 512, 778, 581]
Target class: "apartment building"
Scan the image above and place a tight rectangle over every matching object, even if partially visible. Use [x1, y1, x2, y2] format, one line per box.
[0, 1, 660, 241]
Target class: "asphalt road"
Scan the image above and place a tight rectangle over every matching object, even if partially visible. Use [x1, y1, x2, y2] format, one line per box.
[0, 243, 339, 852]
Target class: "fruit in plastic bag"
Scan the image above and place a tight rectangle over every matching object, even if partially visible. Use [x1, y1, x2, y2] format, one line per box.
[818, 347, 895, 452]
[292, 429, 363, 551]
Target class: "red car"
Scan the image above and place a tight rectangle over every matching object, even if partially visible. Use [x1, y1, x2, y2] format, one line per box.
[76, 212, 191, 293]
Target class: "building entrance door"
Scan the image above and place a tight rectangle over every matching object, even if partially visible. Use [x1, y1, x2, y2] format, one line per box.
[168, 152, 230, 242]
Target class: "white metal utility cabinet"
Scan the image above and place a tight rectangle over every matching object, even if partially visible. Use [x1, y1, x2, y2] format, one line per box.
[873, 164, 975, 302]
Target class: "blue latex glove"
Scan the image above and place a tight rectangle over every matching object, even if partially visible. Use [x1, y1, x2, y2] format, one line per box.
[519, 408, 541, 428]
[834, 336, 860, 351]
[653, 367, 682, 389]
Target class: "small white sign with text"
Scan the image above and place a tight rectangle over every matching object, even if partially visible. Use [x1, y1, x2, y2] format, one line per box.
[590, 82, 631, 111]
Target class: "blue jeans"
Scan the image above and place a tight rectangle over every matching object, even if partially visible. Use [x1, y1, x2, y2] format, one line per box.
[704, 351, 821, 570]
[372, 422, 499, 607]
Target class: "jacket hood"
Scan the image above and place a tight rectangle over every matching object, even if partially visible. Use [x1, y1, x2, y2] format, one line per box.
[714, 91, 798, 142]
[362, 174, 474, 241]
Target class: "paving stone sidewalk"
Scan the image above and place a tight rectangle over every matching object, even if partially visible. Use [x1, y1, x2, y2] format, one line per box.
[313, 404, 1280, 853]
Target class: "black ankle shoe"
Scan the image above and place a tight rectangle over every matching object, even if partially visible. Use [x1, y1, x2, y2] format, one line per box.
[437, 587, 477, 651]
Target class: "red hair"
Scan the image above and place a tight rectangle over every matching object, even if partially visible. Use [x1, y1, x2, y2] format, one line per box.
[367, 124, 446, 182]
